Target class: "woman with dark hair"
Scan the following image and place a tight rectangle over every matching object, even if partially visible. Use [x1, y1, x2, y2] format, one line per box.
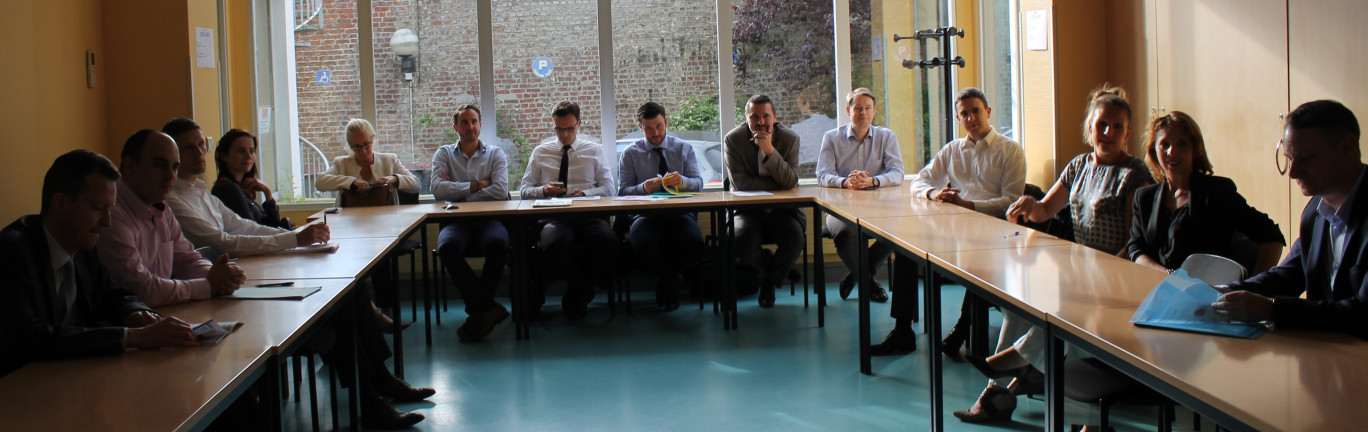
[211, 129, 294, 229]
[1127, 110, 1285, 273]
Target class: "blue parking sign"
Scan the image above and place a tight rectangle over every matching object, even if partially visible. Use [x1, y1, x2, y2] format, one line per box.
[532, 57, 554, 78]
[316, 70, 332, 85]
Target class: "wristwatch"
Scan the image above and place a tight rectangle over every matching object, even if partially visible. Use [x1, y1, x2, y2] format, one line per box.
[873, 178, 880, 188]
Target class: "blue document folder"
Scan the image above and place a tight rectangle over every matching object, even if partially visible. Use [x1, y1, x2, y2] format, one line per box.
[1129, 269, 1266, 339]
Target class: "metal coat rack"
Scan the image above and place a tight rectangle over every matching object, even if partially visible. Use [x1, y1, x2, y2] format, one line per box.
[894, 26, 966, 160]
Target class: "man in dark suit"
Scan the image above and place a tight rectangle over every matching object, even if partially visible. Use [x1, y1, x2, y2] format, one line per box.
[724, 94, 805, 308]
[1215, 100, 1368, 338]
[0, 150, 197, 377]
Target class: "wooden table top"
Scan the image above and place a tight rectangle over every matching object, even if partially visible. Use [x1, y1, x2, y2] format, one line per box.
[800, 186, 974, 222]
[235, 237, 397, 280]
[926, 243, 1163, 319]
[306, 204, 430, 239]
[1051, 304, 1368, 432]
[861, 212, 1071, 257]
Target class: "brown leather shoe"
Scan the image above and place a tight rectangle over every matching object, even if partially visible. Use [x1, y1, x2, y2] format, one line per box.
[374, 372, 436, 403]
[1009, 367, 1046, 396]
[457, 303, 510, 342]
[953, 384, 1016, 423]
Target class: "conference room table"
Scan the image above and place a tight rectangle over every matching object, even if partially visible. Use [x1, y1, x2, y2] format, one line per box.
[0, 277, 359, 432]
[7, 185, 1366, 432]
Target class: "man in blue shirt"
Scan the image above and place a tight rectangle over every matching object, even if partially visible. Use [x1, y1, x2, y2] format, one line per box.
[432, 103, 511, 341]
[816, 87, 904, 305]
[618, 102, 705, 311]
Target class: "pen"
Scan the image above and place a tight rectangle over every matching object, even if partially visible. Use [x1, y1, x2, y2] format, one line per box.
[1003, 231, 1022, 239]
[255, 282, 295, 287]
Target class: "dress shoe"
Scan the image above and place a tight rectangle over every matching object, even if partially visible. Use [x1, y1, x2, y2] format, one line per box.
[374, 307, 412, 334]
[374, 372, 436, 403]
[758, 280, 776, 308]
[868, 280, 889, 303]
[952, 384, 1016, 423]
[657, 276, 681, 311]
[938, 342, 965, 362]
[966, 355, 1035, 379]
[870, 327, 917, 355]
[563, 285, 595, 321]
[457, 303, 509, 342]
[362, 402, 425, 429]
[839, 274, 856, 300]
[940, 323, 969, 359]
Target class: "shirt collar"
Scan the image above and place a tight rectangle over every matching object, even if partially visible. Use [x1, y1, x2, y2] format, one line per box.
[1318, 167, 1367, 228]
[456, 140, 487, 159]
[844, 124, 875, 142]
[42, 223, 72, 273]
[174, 176, 206, 193]
[963, 127, 999, 148]
[116, 179, 166, 218]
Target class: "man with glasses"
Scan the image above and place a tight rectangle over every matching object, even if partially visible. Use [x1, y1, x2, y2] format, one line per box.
[618, 102, 705, 311]
[1214, 100, 1368, 338]
[724, 94, 804, 308]
[519, 100, 617, 320]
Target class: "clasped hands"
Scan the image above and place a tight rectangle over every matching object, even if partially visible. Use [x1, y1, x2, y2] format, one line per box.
[843, 170, 875, 190]
[542, 182, 584, 197]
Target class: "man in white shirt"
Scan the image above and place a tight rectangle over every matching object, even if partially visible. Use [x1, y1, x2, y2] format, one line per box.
[161, 118, 330, 256]
[519, 100, 618, 320]
[885, 88, 1026, 357]
[816, 87, 904, 305]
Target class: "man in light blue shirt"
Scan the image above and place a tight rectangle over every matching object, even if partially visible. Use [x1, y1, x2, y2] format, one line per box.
[618, 102, 705, 311]
[816, 87, 904, 305]
[431, 103, 511, 341]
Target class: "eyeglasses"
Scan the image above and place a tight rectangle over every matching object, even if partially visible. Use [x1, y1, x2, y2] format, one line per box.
[1275, 140, 1287, 175]
[348, 141, 372, 152]
[554, 126, 577, 133]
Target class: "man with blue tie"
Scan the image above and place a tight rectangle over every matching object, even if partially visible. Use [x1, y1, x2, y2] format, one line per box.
[618, 102, 705, 311]
[0, 150, 197, 377]
[520, 100, 618, 320]
[1215, 100, 1368, 338]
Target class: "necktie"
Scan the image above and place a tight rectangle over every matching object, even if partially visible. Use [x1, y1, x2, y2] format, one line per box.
[655, 147, 668, 176]
[558, 145, 572, 186]
[57, 260, 77, 326]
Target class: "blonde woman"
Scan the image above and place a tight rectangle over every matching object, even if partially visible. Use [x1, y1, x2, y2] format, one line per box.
[315, 118, 420, 205]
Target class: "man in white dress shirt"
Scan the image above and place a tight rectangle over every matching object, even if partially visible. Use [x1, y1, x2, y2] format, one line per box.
[519, 100, 618, 320]
[882, 88, 1026, 358]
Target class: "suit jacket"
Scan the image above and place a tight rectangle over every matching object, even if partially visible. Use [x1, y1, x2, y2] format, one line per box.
[0, 215, 152, 376]
[1126, 174, 1284, 270]
[724, 123, 801, 192]
[1227, 165, 1368, 338]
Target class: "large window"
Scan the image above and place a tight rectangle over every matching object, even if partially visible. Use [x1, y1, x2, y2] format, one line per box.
[612, 0, 722, 185]
[260, 0, 1005, 203]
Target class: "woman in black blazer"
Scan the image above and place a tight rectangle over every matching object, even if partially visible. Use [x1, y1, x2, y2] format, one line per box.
[1126, 111, 1286, 274]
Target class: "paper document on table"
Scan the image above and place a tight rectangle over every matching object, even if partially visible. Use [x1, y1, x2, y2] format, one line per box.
[273, 242, 339, 255]
[1130, 269, 1266, 339]
[651, 192, 695, 199]
[730, 191, 772, 197]
[615, 196, 664, 201]
[223, 286, 322, 300]
[532, 198, 573, 207]
[191, 320, 243, 344]
[565, 196, 601, 201]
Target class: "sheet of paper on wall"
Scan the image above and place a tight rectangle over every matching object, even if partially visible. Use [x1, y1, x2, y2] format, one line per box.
[223, 286, 322, 300]
[191, 320, 243, 344]
[1129, 269, 1266, 339]
[195, 27, 216, 68]
[1026, 10, 1048, 51]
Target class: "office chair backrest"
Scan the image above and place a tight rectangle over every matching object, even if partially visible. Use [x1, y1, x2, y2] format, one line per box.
[1180, 253, 1247, 286]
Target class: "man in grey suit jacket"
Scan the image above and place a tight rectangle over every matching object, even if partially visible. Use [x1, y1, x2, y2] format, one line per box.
[0, 150, 197, 377]
[724, 94, 805, 308]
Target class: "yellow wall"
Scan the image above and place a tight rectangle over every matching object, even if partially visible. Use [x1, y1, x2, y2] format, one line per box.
[102, 0, 191, 156]
[0, 0, 108, 224]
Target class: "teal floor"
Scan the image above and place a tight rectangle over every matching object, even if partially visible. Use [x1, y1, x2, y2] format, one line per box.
[282, 279, 1201, 431]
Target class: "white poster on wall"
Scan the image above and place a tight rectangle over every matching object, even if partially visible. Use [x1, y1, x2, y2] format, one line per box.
[1026, 10, 1048, 51]
[195, 27, 216, 68]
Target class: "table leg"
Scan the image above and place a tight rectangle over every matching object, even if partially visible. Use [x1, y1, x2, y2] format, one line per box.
[421, 223, 432, 347]
[389, 255, 403, 380]
[812, 207, 825, 327]
[1046, 324, 1066, 432]
[858, 225, 872, 375]
[926, 267, 944, 431]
